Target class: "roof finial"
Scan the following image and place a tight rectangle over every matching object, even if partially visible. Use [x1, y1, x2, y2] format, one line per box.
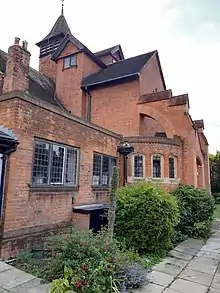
[61, 0, 64, 15]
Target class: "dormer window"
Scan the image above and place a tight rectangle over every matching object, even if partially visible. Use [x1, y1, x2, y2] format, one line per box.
[63, 55, 77, 69]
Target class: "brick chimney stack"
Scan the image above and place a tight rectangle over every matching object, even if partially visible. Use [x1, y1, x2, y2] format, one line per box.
[3, 37, 31, 94]
[0, 72, 4, 96]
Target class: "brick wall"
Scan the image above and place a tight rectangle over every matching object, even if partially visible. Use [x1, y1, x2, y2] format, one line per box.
[126, 137, 182, 187]
[140, 115, 165, 136]
[0, 95, 121, 258]
[139, 53, 165, 95]
[39, 55, 57, 82]
[55, 42, 101, 117]
[91, 78, 209, 190]
[91, 80, 140, 136]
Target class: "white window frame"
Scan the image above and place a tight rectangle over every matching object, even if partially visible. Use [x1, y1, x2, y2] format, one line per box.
[92, 153, 117, 187]
[32, 139, 80, 187]
[63, 55, 77, 69]
[50, 145, 66, 185]
[151, 154, 164, 179]
[132, 154, 145, 179]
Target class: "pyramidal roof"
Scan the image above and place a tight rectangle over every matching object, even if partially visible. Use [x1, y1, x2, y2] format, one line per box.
[36, 14, 71, 46]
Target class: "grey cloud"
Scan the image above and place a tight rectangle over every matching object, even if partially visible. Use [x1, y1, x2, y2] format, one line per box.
[166, 0, 220, 41]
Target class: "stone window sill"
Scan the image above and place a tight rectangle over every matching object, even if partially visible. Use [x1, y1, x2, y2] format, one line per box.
[91, 186, 109, 191]
[29, 185, 79, 193]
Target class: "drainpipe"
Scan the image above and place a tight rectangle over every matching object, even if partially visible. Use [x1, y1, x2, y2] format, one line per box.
[82, 86, 92, 121]
[0, 145, 18, 220]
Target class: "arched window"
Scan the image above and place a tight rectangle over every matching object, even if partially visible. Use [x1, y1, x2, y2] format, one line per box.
[169, 156, 177, 179]
[152, 155, 163, 178]
[133, 154, 145, 178]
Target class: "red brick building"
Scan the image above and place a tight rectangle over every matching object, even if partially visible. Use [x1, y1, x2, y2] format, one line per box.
[0, 11, 210, 258]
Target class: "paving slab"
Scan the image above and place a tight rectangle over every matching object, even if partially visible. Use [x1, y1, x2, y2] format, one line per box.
[173, 245, 200, 256]
[132, 283, 165, 293]
[186, 256, 218, 275]
[10, 278, 43, 293]
[196, 250, 220, 261]
[168, 249, 193, 261]
[0, 263, 13, 274]
[0, 288, 10, 293]
[169, 278, 208, 293]
[209, 288, 220, 293]
[153, 257, 188, 277]
[25, 284, 51, 293]
[149, 271, 174, 287]
[211, 275, 220, 290]
[179, 267, 213, 286]
[0, 268, 36, 290]
[163, 289, 180, 293]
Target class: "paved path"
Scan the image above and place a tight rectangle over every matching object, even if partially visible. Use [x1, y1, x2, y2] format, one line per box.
[0, 262, 50, 293]
[133, 220, 220, 293]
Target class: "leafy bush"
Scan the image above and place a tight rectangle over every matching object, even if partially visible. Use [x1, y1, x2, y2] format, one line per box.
[45, 228, 148, 293]
[115, 182, 179, 255]
[172, 185, 215, 241]
[212, 193, 220, 204]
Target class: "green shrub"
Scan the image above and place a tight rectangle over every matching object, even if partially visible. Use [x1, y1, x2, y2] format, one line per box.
[115, 182, 179, 255]
[212, 193, 220, 204]
[172, 185, 215, 241]
[45, 228, 148, 293]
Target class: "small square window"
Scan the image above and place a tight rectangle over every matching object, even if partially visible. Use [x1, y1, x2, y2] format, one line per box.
[63, 55, 77, 69]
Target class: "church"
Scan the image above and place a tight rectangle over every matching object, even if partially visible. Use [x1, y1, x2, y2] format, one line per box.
[0, 5, 210, 258]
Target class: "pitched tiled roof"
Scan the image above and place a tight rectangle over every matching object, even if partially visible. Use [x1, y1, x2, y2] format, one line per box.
[82, 51, 156, 88]
[95, 45, 120, 57]
[36, 15, 71, 46]
[51, 34, 106, 69]
[194, 119, 204, 129]
[95, 44, 124, 60]
[0, 49, 62, 108]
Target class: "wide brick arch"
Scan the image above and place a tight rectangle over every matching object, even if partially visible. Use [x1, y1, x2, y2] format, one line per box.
[138, 104, 176, 138]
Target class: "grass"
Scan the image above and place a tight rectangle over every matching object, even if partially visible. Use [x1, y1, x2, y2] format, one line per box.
[214, 204, 220, 219]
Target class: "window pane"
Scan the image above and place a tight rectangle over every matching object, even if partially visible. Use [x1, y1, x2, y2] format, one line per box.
[93, 154, 102, 185]
[64, 57, 70, 68]
[169, 157, 175, 179]
[50, 145, 65, 184]
[102, 156, 110, 185]
[134, 155, 143, 177]
[70, 55, 76, 66]
[32, 141, 50, 185]
[153, 155, 161, 178]
[65, 148, 78, 185]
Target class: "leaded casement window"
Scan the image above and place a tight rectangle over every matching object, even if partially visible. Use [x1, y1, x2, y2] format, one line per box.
[32, 139, 79, 186]
[92, 153, 117, 186]
[63, 55, 77, 69]
[133, 154, 144, 178]
[169, 156, 177, 179]
[152, 155, 163, 178]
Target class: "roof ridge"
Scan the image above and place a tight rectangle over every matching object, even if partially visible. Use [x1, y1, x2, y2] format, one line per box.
[95, 44, 120, 55]
[106, 50, 157, 67]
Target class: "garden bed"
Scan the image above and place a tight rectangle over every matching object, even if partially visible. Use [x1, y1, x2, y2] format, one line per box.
[11, 183, 215, 293]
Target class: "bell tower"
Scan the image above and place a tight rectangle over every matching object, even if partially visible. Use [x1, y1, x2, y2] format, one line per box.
[35, 1, 71, 81]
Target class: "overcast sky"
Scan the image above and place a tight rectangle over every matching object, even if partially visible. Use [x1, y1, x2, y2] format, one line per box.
[1, 0, 219, 154]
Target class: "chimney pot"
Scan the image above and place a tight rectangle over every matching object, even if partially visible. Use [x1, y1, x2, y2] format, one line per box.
[22, 40, 28, 51]
[14, 37, 20, 45]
